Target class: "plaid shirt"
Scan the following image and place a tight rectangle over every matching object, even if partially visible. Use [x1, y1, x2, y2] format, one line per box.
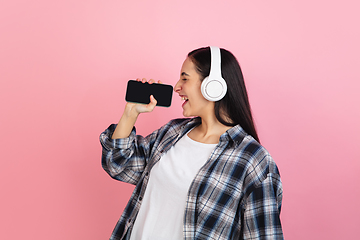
[100, 117, 283, 240]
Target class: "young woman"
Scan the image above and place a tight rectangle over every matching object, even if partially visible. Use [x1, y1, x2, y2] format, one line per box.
[100, 47, 283, 240]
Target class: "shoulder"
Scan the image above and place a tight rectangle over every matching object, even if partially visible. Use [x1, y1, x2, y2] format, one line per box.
[226, 132, 280, 188]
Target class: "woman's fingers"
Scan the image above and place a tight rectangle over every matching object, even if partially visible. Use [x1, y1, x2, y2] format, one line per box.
[135, 78, 161, 84]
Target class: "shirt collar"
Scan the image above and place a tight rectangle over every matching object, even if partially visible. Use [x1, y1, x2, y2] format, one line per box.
[222, 124, 248, 147]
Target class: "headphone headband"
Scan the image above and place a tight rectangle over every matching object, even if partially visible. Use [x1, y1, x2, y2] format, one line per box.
[208, 46, 222, 80]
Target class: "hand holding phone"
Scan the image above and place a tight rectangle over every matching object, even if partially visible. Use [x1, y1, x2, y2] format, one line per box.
[125, 80, 173, 107]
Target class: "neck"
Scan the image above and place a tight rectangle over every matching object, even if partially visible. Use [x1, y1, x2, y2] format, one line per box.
[188, 114, 232, 144]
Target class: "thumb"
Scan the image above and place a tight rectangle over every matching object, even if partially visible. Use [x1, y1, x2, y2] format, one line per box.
[147, 95, 157, 110]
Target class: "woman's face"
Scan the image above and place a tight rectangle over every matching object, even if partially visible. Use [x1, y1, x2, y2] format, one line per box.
[174, 57, 215, 118]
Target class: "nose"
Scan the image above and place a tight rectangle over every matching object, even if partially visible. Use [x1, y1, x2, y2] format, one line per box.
[174, 80, 181, 93]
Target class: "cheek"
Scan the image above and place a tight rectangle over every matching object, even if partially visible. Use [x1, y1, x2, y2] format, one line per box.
[195, 88, 206, 102]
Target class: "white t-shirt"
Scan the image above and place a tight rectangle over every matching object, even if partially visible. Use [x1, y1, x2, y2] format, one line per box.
[130, 133, 217, 240]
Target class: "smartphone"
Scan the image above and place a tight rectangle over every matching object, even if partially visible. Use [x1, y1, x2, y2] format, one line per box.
[125, 80, 173, 107]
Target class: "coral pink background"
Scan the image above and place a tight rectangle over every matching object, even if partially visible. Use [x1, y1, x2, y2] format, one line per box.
[1, 1, 359, 239]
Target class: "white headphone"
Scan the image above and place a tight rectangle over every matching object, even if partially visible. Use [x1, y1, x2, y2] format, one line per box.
[200, 46, 227, 102]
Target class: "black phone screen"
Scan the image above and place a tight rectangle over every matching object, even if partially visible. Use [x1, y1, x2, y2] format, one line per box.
[125, 80, 173, 107]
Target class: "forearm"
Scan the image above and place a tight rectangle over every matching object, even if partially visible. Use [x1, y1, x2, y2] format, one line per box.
[112, 94, 157, 139]
[112, 106, 139, 139]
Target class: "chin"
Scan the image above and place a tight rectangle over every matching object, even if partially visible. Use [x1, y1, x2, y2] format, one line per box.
[182, 110, 192, 118]
[183, 113, 198, 118]
[182, 112, 190, 117]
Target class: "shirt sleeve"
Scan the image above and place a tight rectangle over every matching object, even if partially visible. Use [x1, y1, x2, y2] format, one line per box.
[99, 124, 158, 185]
[242, 172, 283, 240]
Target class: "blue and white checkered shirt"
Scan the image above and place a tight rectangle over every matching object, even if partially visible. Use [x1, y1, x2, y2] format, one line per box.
[100, 117, 283, 240]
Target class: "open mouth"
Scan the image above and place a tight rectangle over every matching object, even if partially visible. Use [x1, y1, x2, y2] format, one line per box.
[181, 96, 189, 107]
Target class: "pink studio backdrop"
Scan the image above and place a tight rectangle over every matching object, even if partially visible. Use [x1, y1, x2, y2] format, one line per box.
[1, 1, 359, 239]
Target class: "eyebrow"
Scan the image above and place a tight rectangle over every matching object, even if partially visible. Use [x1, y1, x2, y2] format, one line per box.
[181, 72, 190, 76]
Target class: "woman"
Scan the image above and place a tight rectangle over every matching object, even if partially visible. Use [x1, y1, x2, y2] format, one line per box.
[100, 46, 283, 240]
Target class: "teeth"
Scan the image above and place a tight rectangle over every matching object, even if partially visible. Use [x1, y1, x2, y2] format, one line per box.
[181, 97, 188, 101]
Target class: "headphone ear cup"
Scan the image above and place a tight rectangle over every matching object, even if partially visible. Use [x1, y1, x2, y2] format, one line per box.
[201, 76, 227, 102]
[201, 46, 227, 102]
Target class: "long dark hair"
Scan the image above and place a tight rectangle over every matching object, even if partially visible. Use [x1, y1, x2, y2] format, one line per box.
[188, 47, 260, 142]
